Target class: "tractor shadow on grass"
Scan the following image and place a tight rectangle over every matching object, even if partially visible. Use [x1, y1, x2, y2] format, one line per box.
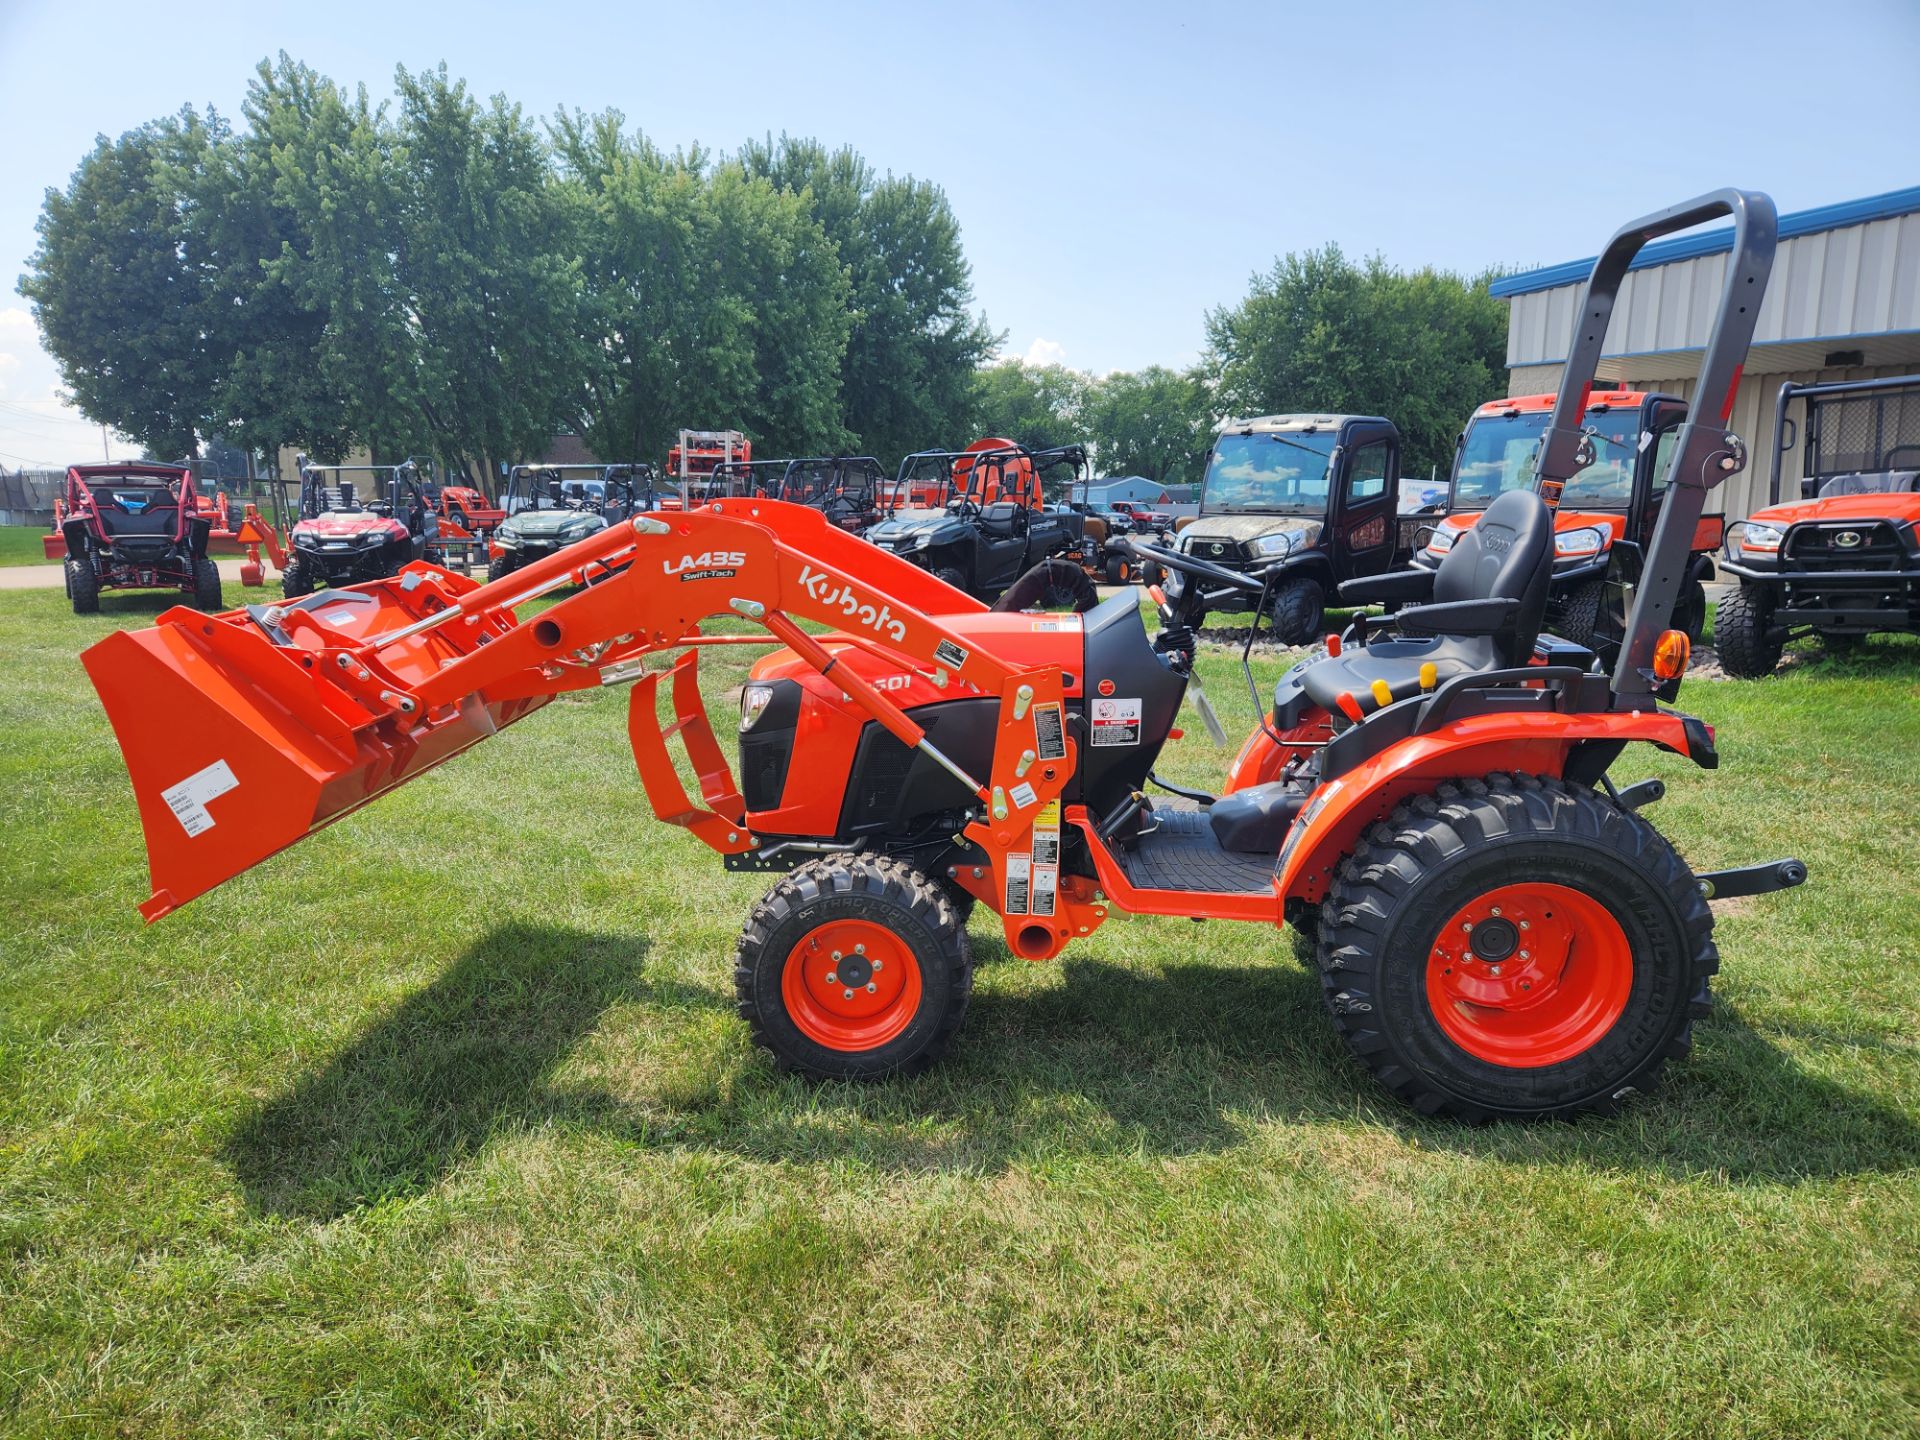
[226, 922, 660, 1220]
[661, 951, 1920, 1187]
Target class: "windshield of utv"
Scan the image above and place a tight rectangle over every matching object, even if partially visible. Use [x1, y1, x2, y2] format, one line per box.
[1452, 406, 1642, 510]
[1201, 431, 1336, 515]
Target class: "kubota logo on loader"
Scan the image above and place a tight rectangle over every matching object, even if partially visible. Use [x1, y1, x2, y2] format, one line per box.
[666, 550, 747, 582]
[796, 564, 908, 642]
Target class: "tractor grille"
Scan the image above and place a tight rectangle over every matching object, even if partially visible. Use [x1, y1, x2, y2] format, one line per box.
[1782, 521, 1909, 572]
[1183, 535, 1247, 563]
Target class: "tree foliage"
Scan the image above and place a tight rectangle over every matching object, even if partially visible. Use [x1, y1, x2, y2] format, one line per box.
[969, 360, 1088, 451]
[1203, 245, 1507, 480]
[739, 136, 996, 463]
[1081, 365, 1212, 485]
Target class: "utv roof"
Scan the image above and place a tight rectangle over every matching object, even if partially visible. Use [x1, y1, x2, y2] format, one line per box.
[1471, 388, 1653, 417]
[1214, 414, 1380, 434]
[69, 462, 192, 481]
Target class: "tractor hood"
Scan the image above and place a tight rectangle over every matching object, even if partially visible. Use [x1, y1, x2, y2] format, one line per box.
[1182, 514, 1325, 554]
[498, 510, 605, 544]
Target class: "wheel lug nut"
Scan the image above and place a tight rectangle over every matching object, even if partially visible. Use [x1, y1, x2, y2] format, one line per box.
[1518, 950, 1530, 960]
[1490, 906, 1502, 917]
[1490, 965, 1502, 976]
[825, 972, 838, 984]
[843, 989, 855, 1000]
[1519, 921, 1530, 931]
[855, 943, 866, 955]
[831, 950, 843, 961]
[865, 982, 877, 994]
[871, 959, 883, 972]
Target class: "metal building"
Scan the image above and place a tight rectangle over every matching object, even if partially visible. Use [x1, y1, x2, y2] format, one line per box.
[1491, 186, 1920, 521]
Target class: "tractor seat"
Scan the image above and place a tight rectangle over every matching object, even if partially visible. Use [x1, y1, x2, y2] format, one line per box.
[98, 501, 179, 539]
[1288, 487, 1555, 729]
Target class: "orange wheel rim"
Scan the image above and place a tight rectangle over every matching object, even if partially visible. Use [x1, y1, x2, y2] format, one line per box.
[781, 919, 922, 1053]
[1425, 882, 1632, 1067]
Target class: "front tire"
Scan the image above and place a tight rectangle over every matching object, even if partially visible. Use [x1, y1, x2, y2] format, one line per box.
[281, 555, 315, 599]
[487, 552, 518, 584]
[1714, 582, 1781, 678]
[1673, 576, 1707, 644]
[931, 565, 968, 593]
[735, 856, 972, 1080]
[1267, 575, 1325, 646]
[1317, 773, 1716, 1122]
[1554, 577, 1606, 650]
[191, 557, 223, 611]
[67, 556, 99, 614]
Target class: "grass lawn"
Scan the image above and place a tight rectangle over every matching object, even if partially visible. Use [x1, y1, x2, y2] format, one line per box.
[0, 525, 54, 566]
[1, 581, 1916, 1437]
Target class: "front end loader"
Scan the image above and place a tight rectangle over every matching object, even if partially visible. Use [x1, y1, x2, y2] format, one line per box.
[83, 190, 1806, 1121]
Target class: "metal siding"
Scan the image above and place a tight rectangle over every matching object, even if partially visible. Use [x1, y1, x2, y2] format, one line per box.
[1504, 215, 1920, 367]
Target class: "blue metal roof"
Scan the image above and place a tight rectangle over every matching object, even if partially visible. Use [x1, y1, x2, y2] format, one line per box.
[1488, 185, 1920, 299]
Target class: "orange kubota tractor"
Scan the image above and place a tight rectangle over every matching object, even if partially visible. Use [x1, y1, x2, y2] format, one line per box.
[80, 192, 1807, 1121]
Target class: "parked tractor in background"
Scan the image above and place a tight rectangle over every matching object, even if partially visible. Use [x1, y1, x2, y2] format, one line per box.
[1412, 390, 1713, 658]
[1176, 414, 1409, 643]
[487, 463, 655, 582]
[865, 438, 1095, 602]
[1716, 372, 1920, 674]
[55, 462, 224, 614]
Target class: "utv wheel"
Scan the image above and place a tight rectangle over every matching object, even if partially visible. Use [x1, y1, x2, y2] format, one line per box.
[735, 855, 972, 1081]
[281, 556, 315, 599]
[1713, 582, 1781, 678]
[1104, 554, 1129, 585]
[931, 565, 967, 593]
[487, 552, 517, 584]
[1554, 577, 1605, 650]
[67, 557, 99, 615]
[1267, 576, 1325, 646]
[1673, 577, 1707, 644]
[1316, 773, 1717, 1122]
[191, 557, 223, 611]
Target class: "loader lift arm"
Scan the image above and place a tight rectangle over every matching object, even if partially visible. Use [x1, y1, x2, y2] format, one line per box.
[83, 499, 1084, 959]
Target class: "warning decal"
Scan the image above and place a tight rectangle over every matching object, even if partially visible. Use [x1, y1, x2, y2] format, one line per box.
[1005, 853, 1032, 914]
[161, 759, 239, 838]
[1090, 697, 1142, 747]
[1032, 799, 1061, 866]
[1033, 703, 1067, 761]
[1010, 780, 1038, 811]
[1032, 864, 1057, 917]
[934, 638, 969, 669]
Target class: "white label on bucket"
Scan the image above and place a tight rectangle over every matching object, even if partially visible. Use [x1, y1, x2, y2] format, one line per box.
[161, 759, 238, 838]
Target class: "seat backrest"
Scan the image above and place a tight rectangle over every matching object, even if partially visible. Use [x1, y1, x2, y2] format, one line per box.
[1432, 488, 1554, 665]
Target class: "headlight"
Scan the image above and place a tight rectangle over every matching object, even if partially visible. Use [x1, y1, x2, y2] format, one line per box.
[1554, 526, 1606, 558]
[1426, 528, 1458, 555]
[357, 530, 388, 547]
[914, 531, 932, 549]
[495, 531, 520, 549]
[1738, 522, 1783, 553]
[1256, 531, 1294, 556]
[739, 683, 776, 733]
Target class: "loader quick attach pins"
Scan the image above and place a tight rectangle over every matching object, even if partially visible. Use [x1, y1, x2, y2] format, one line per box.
[86, 190, 1810, 1121]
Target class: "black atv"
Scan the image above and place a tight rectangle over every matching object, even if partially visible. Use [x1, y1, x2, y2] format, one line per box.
[1176, 414, 1411, 643]
[865, 440, 1090, 603]
[487, 463, 654, 582]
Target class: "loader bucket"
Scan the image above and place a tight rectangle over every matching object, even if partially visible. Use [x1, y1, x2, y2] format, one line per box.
[81, 581, 548, 921]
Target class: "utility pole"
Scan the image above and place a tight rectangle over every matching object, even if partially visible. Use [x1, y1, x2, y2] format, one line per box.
[100, 424, 109, 461]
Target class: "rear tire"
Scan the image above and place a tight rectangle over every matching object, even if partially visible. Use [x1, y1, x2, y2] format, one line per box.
[281, 555, 315, 599]
[1105, 555, 1129, 585]
[68, 557, 99, 615]
[1714, 582, 1781, 678]
[1554, 577, 1605, 650]
[735, 856, 972, 1080]
[191, 557, 223, 611]
[1267, 576, 1325, 646]
[1316, 773, 1716, 1122]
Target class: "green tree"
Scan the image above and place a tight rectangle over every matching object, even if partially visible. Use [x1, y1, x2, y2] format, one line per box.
[1203, 244, 1507, 481]
[738, 136, 996, 463]
[1082, 365, 1212, 486]
[20, 110, 222, 459]
[553, 115, 851, 464]
[970, 360, 1088, 452]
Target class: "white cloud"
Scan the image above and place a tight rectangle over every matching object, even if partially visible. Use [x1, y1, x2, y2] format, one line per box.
[0, 312, 140, 469]
[0, 307, 31, 330]
[1022, 337, 1068, 368]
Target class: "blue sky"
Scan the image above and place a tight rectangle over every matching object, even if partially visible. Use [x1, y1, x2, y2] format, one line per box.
[1, 0, 1915, 467]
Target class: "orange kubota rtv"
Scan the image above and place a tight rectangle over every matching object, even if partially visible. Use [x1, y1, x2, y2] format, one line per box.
[82, 192, 1806, 1121]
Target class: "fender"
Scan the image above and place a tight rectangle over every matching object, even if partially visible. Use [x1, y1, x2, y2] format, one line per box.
[1274, 708, 1705, 903]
